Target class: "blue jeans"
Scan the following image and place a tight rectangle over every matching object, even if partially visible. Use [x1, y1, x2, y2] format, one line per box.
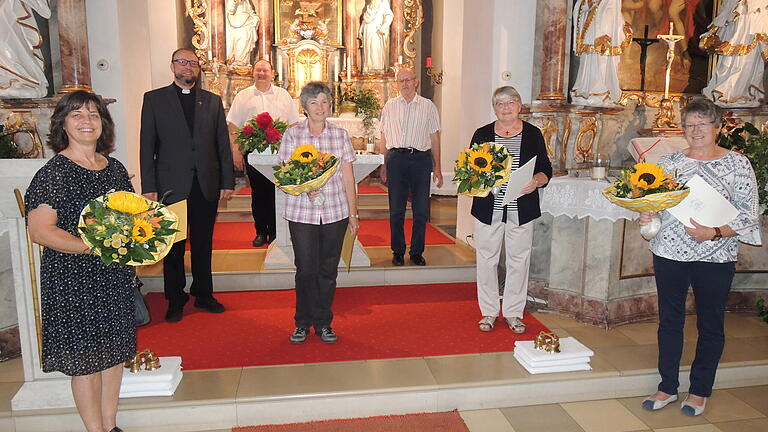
[386, 149, 432, 256]
[653, 254, 735, 398]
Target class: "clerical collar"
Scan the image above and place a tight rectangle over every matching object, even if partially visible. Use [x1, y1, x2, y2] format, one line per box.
[173, 82, 196, 96]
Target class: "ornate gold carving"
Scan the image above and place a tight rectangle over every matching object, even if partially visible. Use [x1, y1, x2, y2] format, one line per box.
[403, 0, 424, 69]
[285, 1, 330, 43]
[538, 116, 557, 158]
[537, 91, 566, 100]
[575, 116, 597, 162]
[125, 349, 161, 373]
[3, 112, 43, 158]
[561, 116, 572, 170]
[619, 91, 687, 108]
[185, 0, 210, 66]
[574, 1, 632, 55]
[534, 331, 561, 353]
[14, 189, 42, 360]
[652, 98, 678, 129]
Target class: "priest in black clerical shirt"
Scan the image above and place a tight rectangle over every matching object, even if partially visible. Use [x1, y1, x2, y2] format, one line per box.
[139, 48, 234, 323]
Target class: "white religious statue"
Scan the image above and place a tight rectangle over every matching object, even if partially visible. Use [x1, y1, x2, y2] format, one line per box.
[700, 0, 768, 107]
[0, 0, 51, 98]
[570, 0, 632, 107]
[226, 0, 259, 67]
[359, 0, 394, 73]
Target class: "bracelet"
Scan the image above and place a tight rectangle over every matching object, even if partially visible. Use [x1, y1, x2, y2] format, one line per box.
[711, 226, 722, 241]
[350, 214, 359, 219]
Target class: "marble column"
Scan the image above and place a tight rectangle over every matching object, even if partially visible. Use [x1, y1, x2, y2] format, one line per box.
[208, 0, 227, 62]
[390, 0, 405, 69]
[256, 0, 273, 60]
[343, 0, 359, 75]
[535, 0, 568, 101]
[56, 0, 92, 93]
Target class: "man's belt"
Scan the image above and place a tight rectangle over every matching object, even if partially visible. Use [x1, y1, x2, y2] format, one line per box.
[390, 147, 427, 154]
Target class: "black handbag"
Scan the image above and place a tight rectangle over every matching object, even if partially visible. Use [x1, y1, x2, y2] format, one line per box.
[133, 276, 151, 327]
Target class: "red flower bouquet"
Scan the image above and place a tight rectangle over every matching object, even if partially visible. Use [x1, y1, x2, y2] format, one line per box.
[235, 112, 289, 154]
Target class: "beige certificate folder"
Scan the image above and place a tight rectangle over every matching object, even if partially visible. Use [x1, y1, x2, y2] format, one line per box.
[166, 200, 188, 242]
[341, 225, 356, 272]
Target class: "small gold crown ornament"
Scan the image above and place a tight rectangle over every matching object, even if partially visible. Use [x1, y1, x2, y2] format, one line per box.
[534, 331, 561, 353]
[124, 349, 162, 373]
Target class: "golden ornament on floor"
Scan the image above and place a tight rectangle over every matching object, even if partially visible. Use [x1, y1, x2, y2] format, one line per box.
[534, 331, 561, 353]
[124, 349, 161, 373]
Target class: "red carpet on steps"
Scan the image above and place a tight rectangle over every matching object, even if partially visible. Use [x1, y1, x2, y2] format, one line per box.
[233, 411, 469, 432]
[136, 283, 549, 370]
[236, 185, 386, 195]
[193, 219, 454, 250]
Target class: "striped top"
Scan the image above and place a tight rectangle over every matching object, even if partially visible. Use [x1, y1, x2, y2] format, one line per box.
[380, 94, 440, 151]
[492, 133, 522, 213]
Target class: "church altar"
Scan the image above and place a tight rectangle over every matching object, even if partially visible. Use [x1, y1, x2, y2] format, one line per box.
[247, 153, 384, 269]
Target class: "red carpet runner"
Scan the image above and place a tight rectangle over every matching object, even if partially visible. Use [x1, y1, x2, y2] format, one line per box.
[196, 219, 455, 250]
[136, 283, 549, 370]
[233, 411, 469, 432]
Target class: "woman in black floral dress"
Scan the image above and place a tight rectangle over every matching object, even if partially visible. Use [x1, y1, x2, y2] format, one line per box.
[25, 91, 135, 432]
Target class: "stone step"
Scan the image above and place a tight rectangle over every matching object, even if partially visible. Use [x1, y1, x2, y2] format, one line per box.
[216, 206, 412, 222]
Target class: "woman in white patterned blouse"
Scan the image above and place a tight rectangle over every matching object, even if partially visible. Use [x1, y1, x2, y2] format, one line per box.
[638, 98, 761, 417]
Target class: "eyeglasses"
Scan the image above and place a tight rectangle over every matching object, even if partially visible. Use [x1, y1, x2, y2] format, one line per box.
[681, 121, 715, 130]
[172, 58, 200, 68]
[396, 78, 415, 84]
[495, 101, 518, 107]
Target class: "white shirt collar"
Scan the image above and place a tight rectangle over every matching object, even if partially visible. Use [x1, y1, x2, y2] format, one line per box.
[252, 84, 274, 96]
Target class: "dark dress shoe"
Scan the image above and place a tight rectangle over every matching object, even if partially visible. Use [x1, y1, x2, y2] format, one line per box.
[194, 296, 225, 313]
[410, 254, 426, 266]
[252, 234, 268, 247]
[165, 304, 184, 323]
[109, 428, 124, 432]
[392, 253, 405, 266]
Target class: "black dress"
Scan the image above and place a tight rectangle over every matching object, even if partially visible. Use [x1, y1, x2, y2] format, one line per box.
[24, 154, 136, 376]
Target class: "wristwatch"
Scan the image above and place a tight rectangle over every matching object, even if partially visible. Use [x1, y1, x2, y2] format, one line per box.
[711, 227, 722, 241]
[350, 214, 359, 219]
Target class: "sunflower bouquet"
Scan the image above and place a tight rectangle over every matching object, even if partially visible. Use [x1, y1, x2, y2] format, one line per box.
[602, 161, 689, 213]
[273, 144, 340, 196]
[78, 191, 179, 266]
[453, 142, 512, 197]
[235, 112, 289, 154]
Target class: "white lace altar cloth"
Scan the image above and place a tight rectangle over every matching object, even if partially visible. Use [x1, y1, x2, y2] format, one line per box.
[540, 177, 637, 221]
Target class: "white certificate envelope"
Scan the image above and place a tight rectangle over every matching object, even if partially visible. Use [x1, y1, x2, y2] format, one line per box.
[666, 174, 739, 228]
[502, 156, 537, 207]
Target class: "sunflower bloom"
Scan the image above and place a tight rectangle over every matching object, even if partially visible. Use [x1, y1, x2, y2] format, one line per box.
[291, 144, 319, 163]
[469, 149, 493, 172]
[457, 151, 468, 168]
[629, 162, 667, 189]
[106, 191, 150, 214]
[132, 218, 155, 243]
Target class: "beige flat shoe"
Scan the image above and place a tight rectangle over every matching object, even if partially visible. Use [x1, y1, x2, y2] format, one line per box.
[478, 316, 496, 332]
[505, 317, 526, 334]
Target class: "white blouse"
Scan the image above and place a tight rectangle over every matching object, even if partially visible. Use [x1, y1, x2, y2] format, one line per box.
[649, 151, 762, 263]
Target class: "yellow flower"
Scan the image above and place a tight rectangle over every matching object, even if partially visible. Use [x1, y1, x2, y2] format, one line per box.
[457, 151, 468, 168]
[469, 149, 493, 172]
[106, 191, 150, 215]
[291, 144, 319, 163]
[131, 218, 155, 243]
[110, 239, 122, 248]
[629, 162, 667, 190]
[118, 247, 128, 255]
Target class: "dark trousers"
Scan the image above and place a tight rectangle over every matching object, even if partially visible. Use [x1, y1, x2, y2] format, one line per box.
[163, 176, 219, 305]
[245, 157, 276, 239]
[289, 218, 348, 330]
[653, 254, 735, 398]
[386, 149, 432, 256]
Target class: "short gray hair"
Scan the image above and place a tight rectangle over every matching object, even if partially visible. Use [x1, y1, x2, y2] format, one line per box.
[299, 82, 333, 110]
[681, 97, 723, 126]
[492, 86, 521, 106]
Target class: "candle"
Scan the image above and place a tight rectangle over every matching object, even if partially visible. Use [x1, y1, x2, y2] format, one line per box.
[398, 55, 403, 65]
[591, 166, 607, 180]
[334, 56, 340, 82]
[346, 55, 352, 81]
[276, 55, 283, 81]
[426, 56, 432, 68]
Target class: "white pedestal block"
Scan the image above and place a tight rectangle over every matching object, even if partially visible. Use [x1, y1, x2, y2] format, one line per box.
[11, 356, 184, 410]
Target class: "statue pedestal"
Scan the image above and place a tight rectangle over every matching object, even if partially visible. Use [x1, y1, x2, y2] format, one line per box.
[248, 153, 384, 269]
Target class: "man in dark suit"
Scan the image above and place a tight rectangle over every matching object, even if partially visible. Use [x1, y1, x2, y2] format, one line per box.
[140, 48, 234, 322]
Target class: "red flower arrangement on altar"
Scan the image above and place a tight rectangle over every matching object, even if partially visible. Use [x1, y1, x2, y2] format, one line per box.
[235, 112, 289, 154]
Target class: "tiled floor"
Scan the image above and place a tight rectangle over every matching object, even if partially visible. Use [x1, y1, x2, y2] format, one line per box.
[460, 385, 768, 432]
[1, 312, 766, 431]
